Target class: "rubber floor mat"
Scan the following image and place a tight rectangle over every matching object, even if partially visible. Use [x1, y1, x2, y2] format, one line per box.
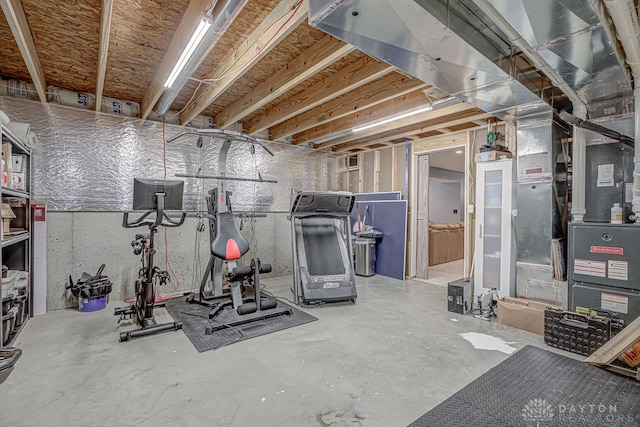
[165, 296, 317, 352]
[409, 345, 640, 427]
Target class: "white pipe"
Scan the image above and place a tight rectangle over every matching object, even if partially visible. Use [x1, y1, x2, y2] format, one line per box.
[605, 0, 640, 77]
[604, 0, 640, 222]
[571, 104, 587, 222]
[634, 87, 640, 220]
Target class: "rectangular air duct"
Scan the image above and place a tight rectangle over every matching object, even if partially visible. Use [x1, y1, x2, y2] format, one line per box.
[309, 0, 634, 306]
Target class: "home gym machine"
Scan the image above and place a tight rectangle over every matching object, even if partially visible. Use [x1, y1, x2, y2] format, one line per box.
[289, 191, 358, 305]
[114, 178, 187, 342]
[168, 128, 292, 328]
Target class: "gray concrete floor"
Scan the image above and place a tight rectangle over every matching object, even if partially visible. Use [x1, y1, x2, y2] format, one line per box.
[1, 274, 577, 427]
[420, 259, 465, 287]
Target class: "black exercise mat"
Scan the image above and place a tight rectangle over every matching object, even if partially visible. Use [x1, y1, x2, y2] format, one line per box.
[410, 345, 640, 427]
[165, 296, 317, 352]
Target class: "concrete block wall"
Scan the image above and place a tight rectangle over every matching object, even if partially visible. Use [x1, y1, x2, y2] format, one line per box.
[47, 212, 295, 311]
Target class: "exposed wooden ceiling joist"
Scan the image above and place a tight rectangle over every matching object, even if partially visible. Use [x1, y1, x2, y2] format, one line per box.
[324, 103, 477, 150]
[292, 88, 432, 146]
[95, 0, 114, 111]
[333, 111, 491, 152]
[215, 34, 354, 128]
[276, 75, 428, 142]
[179, 0, 308, 126]
[140, 0, 213, 119]
[0, 0, 46, 102]
[244, 56, 393, 135]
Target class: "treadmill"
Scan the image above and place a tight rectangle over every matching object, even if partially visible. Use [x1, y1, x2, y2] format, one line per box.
[289, 191, 357, 305]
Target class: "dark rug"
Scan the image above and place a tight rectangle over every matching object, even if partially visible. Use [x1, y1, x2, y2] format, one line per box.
[410, 345, 640, 427]
[165, 296, 317, 352]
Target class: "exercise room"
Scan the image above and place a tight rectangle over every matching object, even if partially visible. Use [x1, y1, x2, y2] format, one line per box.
[2, 1, 640, 426]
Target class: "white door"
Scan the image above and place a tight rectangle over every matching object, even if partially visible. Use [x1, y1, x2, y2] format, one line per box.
[475, 159, 514, 298]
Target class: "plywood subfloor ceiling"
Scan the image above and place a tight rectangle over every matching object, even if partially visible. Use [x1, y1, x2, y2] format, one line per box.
[0, 0, 493, 154]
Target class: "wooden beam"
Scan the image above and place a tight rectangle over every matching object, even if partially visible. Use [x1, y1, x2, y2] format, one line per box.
[95, 0, 113, 111]
[273, 74, 428, 141]
[585, 315, 640, 379]
[321, 103, 477, 149]
[292, 88, 430, 146]
[472, 120, 487, 126]
[180, 0, 309, 125]
[333, 111, 490, 152]
[437, 128, 452, 134]
[245, 56, 393, 135]
[215, 34, 354, 128]
[0, 0, 47, 102]
[140, 0, 212, 119]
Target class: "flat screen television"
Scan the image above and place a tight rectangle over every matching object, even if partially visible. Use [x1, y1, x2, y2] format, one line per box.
[132, 178, 184, 210]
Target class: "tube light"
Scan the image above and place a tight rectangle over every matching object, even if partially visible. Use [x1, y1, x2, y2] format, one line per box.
[164, 17, 212, 89]
[352, 105, 433, 133]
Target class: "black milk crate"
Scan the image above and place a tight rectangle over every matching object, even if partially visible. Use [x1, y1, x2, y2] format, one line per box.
[544, 307, 611, 356]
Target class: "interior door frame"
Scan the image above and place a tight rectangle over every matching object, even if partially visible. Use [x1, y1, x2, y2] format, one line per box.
[410, 144, 467, 278]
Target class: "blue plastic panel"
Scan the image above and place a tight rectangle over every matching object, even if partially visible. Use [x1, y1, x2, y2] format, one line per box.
[351, 200, 407, 280]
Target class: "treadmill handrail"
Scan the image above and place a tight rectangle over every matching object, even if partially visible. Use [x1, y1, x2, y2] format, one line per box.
[289, 212, 354, 219]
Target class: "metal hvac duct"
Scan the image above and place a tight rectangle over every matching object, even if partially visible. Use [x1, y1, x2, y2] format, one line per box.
[473, 0, 634, 223]
[308, 0, 637, 307]
[480, 0, 631, 107]
[309, 0, 551, 119]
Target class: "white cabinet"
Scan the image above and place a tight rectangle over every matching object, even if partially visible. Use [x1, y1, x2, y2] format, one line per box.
[1, 123, 31, 346]
[474, 159, 515, 298]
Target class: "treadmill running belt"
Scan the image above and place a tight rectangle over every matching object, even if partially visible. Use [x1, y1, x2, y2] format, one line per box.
[301, 218, 345, 276]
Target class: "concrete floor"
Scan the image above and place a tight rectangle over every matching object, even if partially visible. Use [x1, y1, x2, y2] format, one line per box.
[420, 259, 465, 287]
[1, 274, 571, 427]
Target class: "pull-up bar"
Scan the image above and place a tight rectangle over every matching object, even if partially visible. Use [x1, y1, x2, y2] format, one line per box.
[166, 127, 274, 156]
[175, 173, 278, 184]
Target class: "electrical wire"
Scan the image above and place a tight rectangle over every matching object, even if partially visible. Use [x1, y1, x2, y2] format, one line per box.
[148, 118, 182, 302]
[165, 0, 305, 123]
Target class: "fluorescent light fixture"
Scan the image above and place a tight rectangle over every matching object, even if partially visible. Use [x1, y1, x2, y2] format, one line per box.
[164, 17, 212, 89]
[352, 105, 433, 133]
[455, 150, 463, 154]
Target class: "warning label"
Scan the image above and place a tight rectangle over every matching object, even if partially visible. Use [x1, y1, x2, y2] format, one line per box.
[574, 259, 606, 278]
[608, 260, 628, 281]
[601, 292, 628, 314]
[590, 245, 624, 255]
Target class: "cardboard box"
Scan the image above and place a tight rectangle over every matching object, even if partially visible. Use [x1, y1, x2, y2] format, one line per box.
[10, 173, 24, 191]
[1, 142, 11, 187]
[497, 297, 556, 335]
[1, 203, 15, 239]
[475, 150, 513, 162]
[11, 155, 24, 173]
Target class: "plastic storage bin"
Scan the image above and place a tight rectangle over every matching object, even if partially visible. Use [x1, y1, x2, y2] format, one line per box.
[1, 294, 13, 316]
[2, 306, 18, 345]
[1, 270, 17, 295]
[0, 347, 22, 385]
[13, 293, 27, 327]
[78, 295, 108, 312]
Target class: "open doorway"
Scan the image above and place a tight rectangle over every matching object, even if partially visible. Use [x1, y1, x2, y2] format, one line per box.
[412, 146, 466, 286]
